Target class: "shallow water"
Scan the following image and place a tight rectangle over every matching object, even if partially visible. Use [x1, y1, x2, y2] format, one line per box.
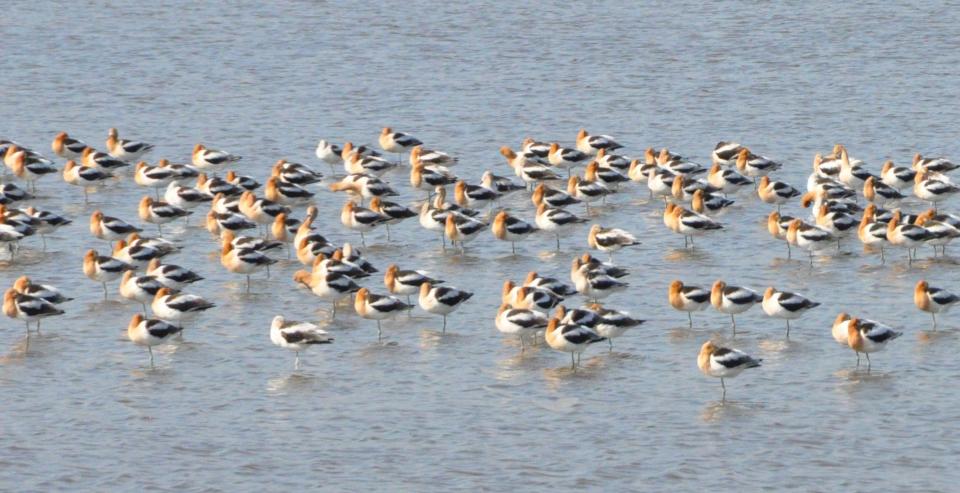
[3, 1, 960, 491]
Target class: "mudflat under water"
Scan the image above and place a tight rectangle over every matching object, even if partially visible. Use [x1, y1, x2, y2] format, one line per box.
[2, 1, 960, 491]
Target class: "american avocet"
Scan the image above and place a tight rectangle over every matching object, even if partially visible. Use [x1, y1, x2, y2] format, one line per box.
[410, 159, 457, 194]
[594, 148, 631, 171]
[536, 203, 588, 250]
[836, 147, 875, 189]
[627, 158, 657, 185]
[575, 253, 630, 281]
[757, 176, 800, 212]
[491, 210, 537, 254]
[151, 288, 215, 328]
[265, 177, 314, 206]
[112, 239, 168, 268]
[379, 127, 422, 163]
[496, 303, 548, 351]
[270, 315, 333, 369]
[126, 233, 178, 256]
[886, 211, 931, 264]
[846, 318, 902, 370]
[355, 288, 413, 341]
[146, 258, 203, 290]
[858, 204, 888, 263]
[864, 176, 905, 207]
[3, 288, 64, 333]
[555, 304, 601, 328]
[81, 147, 128, 170]
[106, 128, 153, 162]
[575, 129, 622, 155]
[9, 152, 57, 191]
[225, 170, 260, 191]
[341, 201, 387, 246]
[548, 143, 590, 175]
[584, 303, 643, 350]
[815, 203, 856, 248]
[1, 145, 49, 170]
[239, 191, 290, 231]
[500, 147, 559, 185]
[708, 163, 751, 194]
[521, 138, 551, 159]
[90, 210, 141, 244]
[913, 153, 959, 174]
[272, 159, 323, 186]
[221, 239, 277, 292]
[502, 282, 562, 311]
[271, 212, 300, 249]
[668, 280, 711, 327]
[157, 159, 200, 181]
[646, 168, 677, 202]
[51, 132, 90, 159]
[410, 145, 458, 168]
[340, 142, 382, 161]
[292, 270, 359, 318]
[585, 161, 629, 189]
[127, 313, 182, 366]
[418, 200, 451, 247]
[165, 182, 212, 211]
[786, 219, 836, 265]
[914, 280, 959, 330]
[481, 170, 525, 196]
[455, 180, 497, 209]
[667, 204, 722, 248]
[711, 141, 745, 166]
[119, 271, 167, 313]
[734, 148, 781, 179]
[915, 210, 960, 256]
[83, 249, 135, 299]
[345, 150, 398, 177]
[315, 140, 344, 171]
[445, 212, 486, 253]
[567, 175, 611, 212]
[523, 271, 577, 298]
[329, 173, 398, 202]
[532, 183, 580, 209]
[671, 175, 716, 202]
[572, 261, 628, 302]
[812, 152, 843, 179]
[761, 287, 820, 337]
[192, 144, 241, 171]
[369, 196, 416, 240]
[384, 264, 443, 305]
[134, 161, 177, 198]
[545, 317, 605, 369]
[832, 312, 852, 346]
[63, 161, 112, 201]
[0, 183, 32, 206]
[801, 189, 860, 216]
[698, 341, 761, 401]
[139, 197, 191, 233]
[197, 173, 243, 197]
[880, 160, 916, 190]
[12, 276, 72, 304]
[418, 282, 473, 333]
[523, 271, 577, 297]
[691, 189, 734, 215]
[711, 280, 761, 333]
[587, 224, 639, 261]
[207, 210, 257, 236]
[914, 168, 959, 209]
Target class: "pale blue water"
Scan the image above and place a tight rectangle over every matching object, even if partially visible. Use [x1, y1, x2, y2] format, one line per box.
[2, 1, 960, 491]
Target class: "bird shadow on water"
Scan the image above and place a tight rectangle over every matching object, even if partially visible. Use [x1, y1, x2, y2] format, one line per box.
[663, 248, 710, 263]
[266, 371, 321, 394]
[834, 367, 895, 395]
[700, 399, 765, 423]
[917, 328, 956, 345]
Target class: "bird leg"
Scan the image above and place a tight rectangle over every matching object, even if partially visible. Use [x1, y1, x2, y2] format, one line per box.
[786, 319, 791, 338]
[687, 312, 693, 328]
[377, 320, 382, 342]
[442, 315, 447, 334]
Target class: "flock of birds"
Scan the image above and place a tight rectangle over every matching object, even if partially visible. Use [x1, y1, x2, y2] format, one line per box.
[2, 126, 959, 400]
